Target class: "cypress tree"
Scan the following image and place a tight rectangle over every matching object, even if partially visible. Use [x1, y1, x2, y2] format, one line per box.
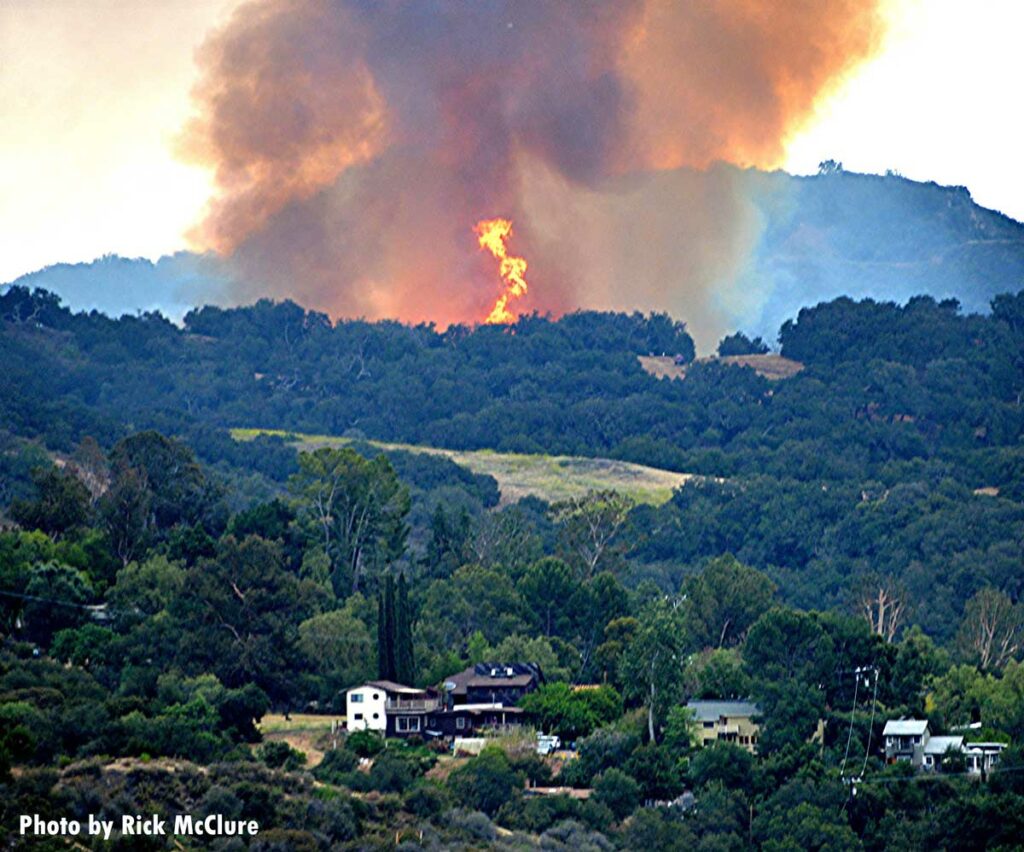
[376, 588, 389, 679]
[396, 573, 415, 684]
[381, 574, 397, 680]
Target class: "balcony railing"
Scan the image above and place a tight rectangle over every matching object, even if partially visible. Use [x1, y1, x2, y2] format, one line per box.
[386, 699, 440, 712]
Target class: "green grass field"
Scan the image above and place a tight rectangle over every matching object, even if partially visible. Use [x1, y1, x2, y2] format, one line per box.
[231, 428, 693, 506]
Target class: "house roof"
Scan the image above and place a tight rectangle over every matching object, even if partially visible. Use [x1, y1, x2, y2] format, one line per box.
[965, 742, 1008, 752]
[882, 719, 929, 736]
[444, 663, 542, 695]
[686, 700, 760, 722]
[467, 674, 537, 689]
[924, 735, 964, 755]
[353, 680, 424, 695]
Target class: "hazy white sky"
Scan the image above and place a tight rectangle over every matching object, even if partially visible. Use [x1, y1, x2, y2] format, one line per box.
[784, 0, 1024, 217]
[1, 0, 1022, 284]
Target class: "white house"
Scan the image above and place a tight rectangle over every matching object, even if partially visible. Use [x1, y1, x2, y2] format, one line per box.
[883, 717, 1009, 775]
[346, 680, 426, 732]
[883, 719, 930, 766]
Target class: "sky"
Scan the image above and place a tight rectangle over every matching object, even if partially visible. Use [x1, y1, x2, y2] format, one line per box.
[1, 0, 1022, 286]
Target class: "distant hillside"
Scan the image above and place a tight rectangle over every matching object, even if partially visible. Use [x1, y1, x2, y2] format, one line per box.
[744, 168, 1024, 338]
[5, 170, 1022, 335]
[2, 252, 229, 321]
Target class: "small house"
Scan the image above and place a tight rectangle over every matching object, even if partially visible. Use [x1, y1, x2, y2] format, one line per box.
[883, 719, 930, 766]
[687, 700, 761, 753]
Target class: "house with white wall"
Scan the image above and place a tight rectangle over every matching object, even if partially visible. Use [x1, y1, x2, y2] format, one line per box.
[346, 680, 433, 732]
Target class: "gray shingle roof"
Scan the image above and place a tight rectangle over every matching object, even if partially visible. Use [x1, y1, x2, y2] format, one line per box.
[686, 700, 760, 722]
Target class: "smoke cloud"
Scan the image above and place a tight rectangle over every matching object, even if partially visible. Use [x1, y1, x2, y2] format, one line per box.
[181, 0, 884, 346]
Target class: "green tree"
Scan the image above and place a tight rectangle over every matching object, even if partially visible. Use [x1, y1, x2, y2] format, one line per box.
[745, 609, 834, 753]
[620, 597, 687, 742]
[298, 602, 374, 699]
[686, 648, 753, 699]
[99, 461, 152, 565]
[173, 535, 307, 702]
[289, 448, 410, 595]
[10, 466, 91, 539]
[520, 683, 622, 740]
[518, 557, 575, 636]
[395, 573, 415, 684]
[422, 504, 472, 579]
[106, 554, 184, 628]
[688, 742, 754, 793]
[22, 562, 94, 646]
[417, 564, 525, 650]
[377, 574, 396, 680]
[682, 555, 776, 649]
[108, 431, 216, 532]
[663, 706, 696, 754]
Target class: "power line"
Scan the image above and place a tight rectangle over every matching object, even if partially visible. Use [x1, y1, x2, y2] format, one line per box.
[840, 666, 861, 776]
[0, 587, 107, 611]
[859, 666, 880, 780]
[853, 763, 1024, 786]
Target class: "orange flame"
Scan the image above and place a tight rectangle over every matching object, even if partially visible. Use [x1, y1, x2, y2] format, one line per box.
[475, 217, 529, 324]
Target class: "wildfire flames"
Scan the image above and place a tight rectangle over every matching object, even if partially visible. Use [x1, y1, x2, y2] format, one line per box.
[475, 218, 529, 325]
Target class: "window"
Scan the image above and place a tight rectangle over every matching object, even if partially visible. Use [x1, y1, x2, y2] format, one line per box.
[372, 693, 380, 700]
[456, 717, 466, 730]
[351, 694, 364, 703]
[372, 712, 379, 719]
[354, 713, 363, 720]
[703, 722, 714, 729]
[396, 716, 421, 733]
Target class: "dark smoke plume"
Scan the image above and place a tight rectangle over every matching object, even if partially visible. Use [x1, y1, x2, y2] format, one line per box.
[181, 0, 885, 345]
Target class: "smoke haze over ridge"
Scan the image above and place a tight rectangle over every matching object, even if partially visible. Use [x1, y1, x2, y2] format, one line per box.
[180, 0, 886, 346]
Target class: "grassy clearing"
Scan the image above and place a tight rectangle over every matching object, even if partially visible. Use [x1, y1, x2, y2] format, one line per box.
[639, 353, 804, 381]
[258, 714, 343, 769]
[231, 428, 692, 506]
[258, 713, 342, 735]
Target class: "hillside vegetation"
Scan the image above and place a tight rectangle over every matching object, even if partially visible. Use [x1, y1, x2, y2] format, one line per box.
[2, 286, 1024, 848]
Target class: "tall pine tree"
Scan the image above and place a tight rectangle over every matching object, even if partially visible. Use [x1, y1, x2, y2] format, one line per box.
[395, 573, 415, 684]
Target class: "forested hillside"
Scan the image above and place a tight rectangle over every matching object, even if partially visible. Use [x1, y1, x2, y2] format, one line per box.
[1, 285, 1024, 848]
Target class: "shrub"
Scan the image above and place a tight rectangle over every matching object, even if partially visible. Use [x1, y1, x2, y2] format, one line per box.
[345, 729, 385, 758]
[312, 747, 359, 784]
[404, 780, 450, 819]
[592, 767, 640, 820]
[447, 747, 521, 816]
[257, 740, 306, 771]
[447, 808, 497, 842]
